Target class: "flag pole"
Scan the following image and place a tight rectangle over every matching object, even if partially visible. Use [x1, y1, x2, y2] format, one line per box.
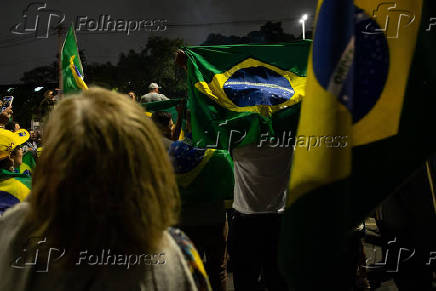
[57, 25, 65, 100]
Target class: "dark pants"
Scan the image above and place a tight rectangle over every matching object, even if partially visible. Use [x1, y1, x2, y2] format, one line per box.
[228, 210, 287, 291]
[180, 223, 228, 291]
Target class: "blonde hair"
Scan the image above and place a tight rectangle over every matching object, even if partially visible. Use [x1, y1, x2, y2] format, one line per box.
[23, 88, 180, 265]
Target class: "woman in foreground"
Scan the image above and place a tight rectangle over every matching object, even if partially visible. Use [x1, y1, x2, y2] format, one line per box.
[0, 88, 210, 291]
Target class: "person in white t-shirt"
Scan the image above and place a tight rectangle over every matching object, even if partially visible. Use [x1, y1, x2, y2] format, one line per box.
[229, 141, 292, 291]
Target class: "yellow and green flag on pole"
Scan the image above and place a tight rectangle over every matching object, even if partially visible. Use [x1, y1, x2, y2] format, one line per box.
[279, 0, 436, 289]
[61, 25, 88, 95]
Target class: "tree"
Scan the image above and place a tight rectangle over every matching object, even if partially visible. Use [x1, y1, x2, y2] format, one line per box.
[83, 37, 187, 98]
[20, 61, 57, 84]
[202, 21, 300, 45]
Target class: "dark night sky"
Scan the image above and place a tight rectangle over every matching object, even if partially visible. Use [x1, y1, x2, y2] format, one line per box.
[0, 0, 317, 85]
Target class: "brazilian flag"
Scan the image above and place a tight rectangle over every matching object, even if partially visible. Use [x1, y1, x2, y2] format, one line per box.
[169, 141, 234, 204]
[183, 42, 310, 150]
[142, 99, 183, 111]
[19, 151, 36, 175]
[278, 0, 436, 290]
[61, 25, 88, 95]
[141, 98, 183, 121]
[0, 169, 31, 215]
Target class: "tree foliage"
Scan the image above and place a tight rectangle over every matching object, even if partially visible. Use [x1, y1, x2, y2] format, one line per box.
[85, 37, 186, 98]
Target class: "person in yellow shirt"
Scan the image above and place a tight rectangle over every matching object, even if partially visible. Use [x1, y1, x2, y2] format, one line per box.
[0, 128, 31, 215]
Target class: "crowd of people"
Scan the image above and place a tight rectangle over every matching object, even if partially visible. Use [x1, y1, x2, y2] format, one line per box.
[0, 83, 434, 291]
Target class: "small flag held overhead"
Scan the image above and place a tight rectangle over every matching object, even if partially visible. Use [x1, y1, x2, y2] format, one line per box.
[61, 25, 88, 95]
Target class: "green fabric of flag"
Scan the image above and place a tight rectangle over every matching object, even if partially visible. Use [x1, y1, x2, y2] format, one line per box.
[169, 140, 234, 204]
[141, 99, 183, 112]
[183, 41, 310, 150]
[19, 151, 36, 174]
[61, 25, 88, 95]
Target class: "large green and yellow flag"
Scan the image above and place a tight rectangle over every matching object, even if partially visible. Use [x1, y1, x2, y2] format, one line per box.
[279, 0, 436, 289]
[61, 25, 88, 95]
[0, 169, 31, 215]
[184, 42, 310, 150]
[169, 140, 234, 204]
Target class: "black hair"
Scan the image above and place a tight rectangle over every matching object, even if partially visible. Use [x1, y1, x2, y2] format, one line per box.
[4, 121, 17, 132]
[151, 111, 172, 128]
[0, 157, 13, 171]
[151, 111, 173, 139]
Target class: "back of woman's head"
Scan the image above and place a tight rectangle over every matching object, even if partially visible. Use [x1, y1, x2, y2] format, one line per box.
[27, 88, 180, 260]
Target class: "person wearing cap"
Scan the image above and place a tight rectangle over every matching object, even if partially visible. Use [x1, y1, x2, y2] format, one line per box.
[0, 128, 31, 215]
[140, 83, 170, 103]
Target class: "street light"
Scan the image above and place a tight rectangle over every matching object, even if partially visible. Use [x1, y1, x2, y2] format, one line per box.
[299, 14, 308, 40]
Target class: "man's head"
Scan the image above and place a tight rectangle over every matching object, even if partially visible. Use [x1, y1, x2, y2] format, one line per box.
[148, 83, 160, 93]
[151, 111, 174, 139]
[128, 91, 136, 101]
[0, 128, 29, 170]
[44, 90, 55, 100]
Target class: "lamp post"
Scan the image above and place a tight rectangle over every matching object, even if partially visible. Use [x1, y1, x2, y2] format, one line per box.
[299, 14, 308, 40]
